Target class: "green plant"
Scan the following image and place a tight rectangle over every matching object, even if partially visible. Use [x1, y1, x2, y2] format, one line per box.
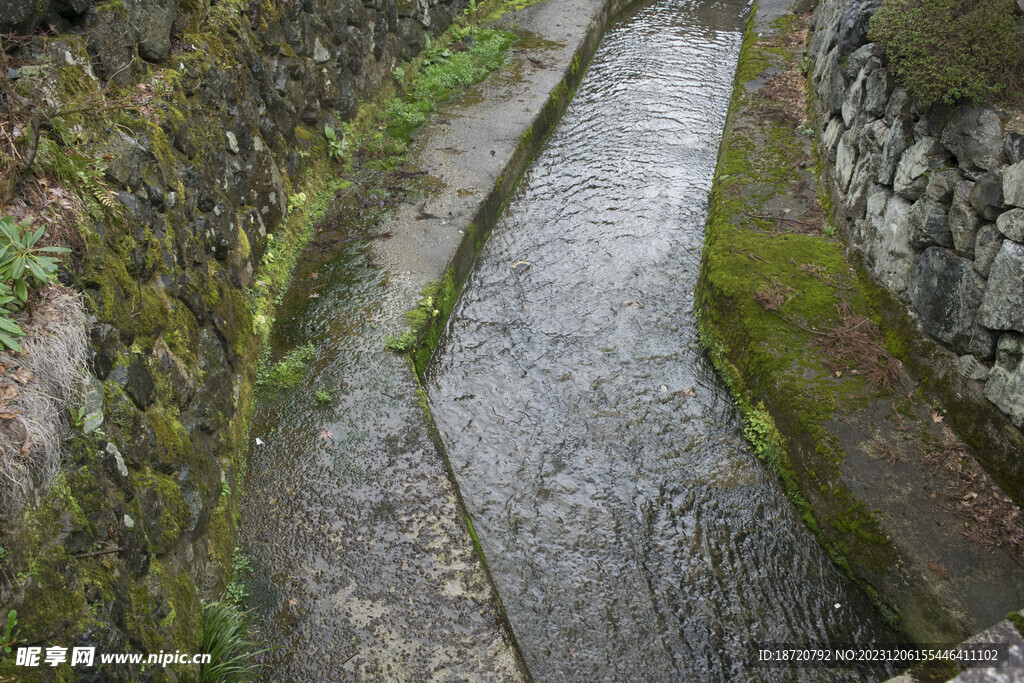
[225, 549, 254, 607]
[0, 216, 70, 351]
[315, 390, 333, 405]
[200, 601, 270, 683]
[2, 609, 19, 654]
[385, 330, 417, 352]
[69, 405, 103, 432]
[869, 0, 1024, 106]
[324, 125, 347, 160]
[255, 343, 316, 393]
[822, 223, 837, 237]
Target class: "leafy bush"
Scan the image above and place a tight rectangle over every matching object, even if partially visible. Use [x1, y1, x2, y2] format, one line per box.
[0, 216, 70, 352]
[869, 0, 1024, 106]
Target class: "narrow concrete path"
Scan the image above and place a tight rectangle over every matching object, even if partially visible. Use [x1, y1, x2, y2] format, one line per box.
[239, 0, 633, 678]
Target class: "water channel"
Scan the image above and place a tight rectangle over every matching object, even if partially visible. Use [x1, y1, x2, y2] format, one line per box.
[424, 0, 897, 679]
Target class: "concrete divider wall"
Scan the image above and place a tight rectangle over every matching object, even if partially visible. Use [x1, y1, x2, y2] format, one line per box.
[807, 0, 1024, 498]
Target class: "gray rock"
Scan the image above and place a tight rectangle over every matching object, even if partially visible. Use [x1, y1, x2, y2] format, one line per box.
[1004, 161, 1024, 208]
[396, 17, 426, 61]
[884, 87, 912, 123]
[0, 0, 50, 33]
[958, 354, 990, 382]
[818, 48, 846, 116]
[867, 192, 914, 296]
[312, 37, 331, 63]
[823, 117, 846, 163]
[125, 0, 177, 62]
[909, 247, 996, 357]
[835, 0, 880, 59]
[894, 137, 951, 200]
[836, 130, 858, 192]
[1006, 132, 1024, 165]
[985, 333, 1024, 428]
[969, 171, 1005, 221]
[908, 198, 952, 249]
[974, 224, 1004, 277]
[940, 106, 1008, 172]
[841, 67, 868, 128]
[82, 373, 105, 435]
[877, 118, 913, 185]
[949, 180, 981, 257]
[842, 42, 884, 80]
[978, 240, 1024, 333]
[863, 67, 893, 119]
[106, 442, 128, 477]
[996, 208, 1024, 242]
[924, 168, 961, 206]
[843, 152, 881, 220]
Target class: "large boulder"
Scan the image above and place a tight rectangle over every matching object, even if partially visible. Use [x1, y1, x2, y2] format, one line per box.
[940, 106, 1008, 172]
[969, 171, 1005, 222]
[908, 247, 996, 358]
[978, 240, 1024, 333]
[877, 117, 913, 185]
[974, 224, 1004, 277]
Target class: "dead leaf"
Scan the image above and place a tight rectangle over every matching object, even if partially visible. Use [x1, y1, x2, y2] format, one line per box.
[308, 293, 320, 299]
[0, 384, 19, 401]
[310, 272, 319, 279]
[319, 429, 332, 440]
[288, 598, 298, 607]
[0, 410, 20, 420]
[11, 367, 33, 385]
[932, 410, 943, 423]
[674, 388, 697, 399]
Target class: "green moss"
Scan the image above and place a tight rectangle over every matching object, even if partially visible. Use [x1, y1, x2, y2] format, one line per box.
[256, 343, 315, 394]
[130, 468, 190, 554]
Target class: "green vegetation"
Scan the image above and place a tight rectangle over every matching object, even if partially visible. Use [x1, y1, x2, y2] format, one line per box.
[869, 0, 1024, 105]
[2, 609, 18, 654]
[315, 390, 334, 405]
[224, 549, 254, 607]
[200, 600, 268, 683]
[256, 343, 316, 394]
[0, 215, 71, 351]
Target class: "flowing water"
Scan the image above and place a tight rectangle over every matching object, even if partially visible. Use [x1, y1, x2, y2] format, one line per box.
[425, 0, 896, 679]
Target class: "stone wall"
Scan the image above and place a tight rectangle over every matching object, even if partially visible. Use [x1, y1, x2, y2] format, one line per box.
[0, 0, 463, 677]
[808, 0, 1024, 437]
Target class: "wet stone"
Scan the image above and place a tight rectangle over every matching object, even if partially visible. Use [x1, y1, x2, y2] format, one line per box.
[979, 240, 1024, 333]
[908, 247, 995, 358]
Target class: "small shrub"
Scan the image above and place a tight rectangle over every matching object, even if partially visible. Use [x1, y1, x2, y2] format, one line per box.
[869, 0, 1024, 106]
[0, 215, 71, 352]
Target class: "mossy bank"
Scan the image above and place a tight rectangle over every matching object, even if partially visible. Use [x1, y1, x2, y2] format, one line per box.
[698, 0, 1024, 647]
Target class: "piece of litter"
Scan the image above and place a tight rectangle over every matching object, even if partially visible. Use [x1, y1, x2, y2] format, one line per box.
[255, 438, 264, 446]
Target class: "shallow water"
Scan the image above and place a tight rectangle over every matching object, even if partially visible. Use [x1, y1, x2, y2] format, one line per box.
[425, 0, 896, 679]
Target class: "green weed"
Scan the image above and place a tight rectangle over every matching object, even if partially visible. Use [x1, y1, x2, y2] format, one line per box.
[255, 343, 315, 394]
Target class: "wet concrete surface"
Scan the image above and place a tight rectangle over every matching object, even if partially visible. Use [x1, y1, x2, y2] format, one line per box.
[425, 0, 898, 679]
[238, 0, 641, 678]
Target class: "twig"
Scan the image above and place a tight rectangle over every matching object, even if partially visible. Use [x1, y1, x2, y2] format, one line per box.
[71, 546, 124, 559]
[743, 209, 816, 226]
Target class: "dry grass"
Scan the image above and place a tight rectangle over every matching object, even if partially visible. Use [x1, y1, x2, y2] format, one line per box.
[0, 286, 86, 517]
[815, 302, 903, 391]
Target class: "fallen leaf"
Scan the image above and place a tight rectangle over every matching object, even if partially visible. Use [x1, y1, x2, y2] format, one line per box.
[674, 388, 697, 399]
[288, 598, 298, 607]
[932, 410, 943, 423]
[511, 260, 531, 270]
[0, 384, 19, 401]
[319, 429, 332, 440]
[308, 293, 320, 299]
[310, 272, 319, 279]
[0, 410, 20, 420]
[11, 367, 33, 385]
[927, 560, 951, 581]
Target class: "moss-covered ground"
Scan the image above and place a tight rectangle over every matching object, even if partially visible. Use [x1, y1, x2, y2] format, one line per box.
[696, 6, 1024, 646]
